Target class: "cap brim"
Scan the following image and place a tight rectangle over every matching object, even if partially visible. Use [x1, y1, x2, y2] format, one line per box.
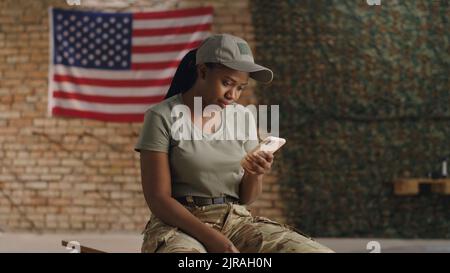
[221, 61, 273, 84]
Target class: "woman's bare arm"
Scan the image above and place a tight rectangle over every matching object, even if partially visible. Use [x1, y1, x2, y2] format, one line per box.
[239, 151, 274, 205]
[239, 172, 263, 205]
[139, 150, 238, 252]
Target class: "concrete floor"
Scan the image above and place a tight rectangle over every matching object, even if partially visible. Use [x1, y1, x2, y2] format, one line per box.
[1, 232, 449, 253]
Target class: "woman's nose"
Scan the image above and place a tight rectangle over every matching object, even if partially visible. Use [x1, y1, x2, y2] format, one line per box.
[225, 88, 238, 101]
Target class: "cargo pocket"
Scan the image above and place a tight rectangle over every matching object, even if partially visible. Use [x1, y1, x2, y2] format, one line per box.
[141, 216, 178, 253]
[253, 216, 283, 226]
[232, 204, 252, 218]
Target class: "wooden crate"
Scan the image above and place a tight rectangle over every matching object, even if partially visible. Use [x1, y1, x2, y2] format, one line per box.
[393, 178, 450, 195]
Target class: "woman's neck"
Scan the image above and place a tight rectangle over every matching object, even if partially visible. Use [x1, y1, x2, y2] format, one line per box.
[181, 86, 222, 134]
[181, 86, 205, 116]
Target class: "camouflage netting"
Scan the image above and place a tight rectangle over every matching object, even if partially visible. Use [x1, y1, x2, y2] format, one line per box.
[251, 0, 449, 238]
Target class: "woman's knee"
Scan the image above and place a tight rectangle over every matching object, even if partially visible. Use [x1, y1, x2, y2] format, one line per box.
[275, 234, 335, 253]
[259, 230, 334, 253]
[250, 217, 334, 253]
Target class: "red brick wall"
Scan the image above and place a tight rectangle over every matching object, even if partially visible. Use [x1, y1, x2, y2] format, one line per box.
[0, 0, 285, 232]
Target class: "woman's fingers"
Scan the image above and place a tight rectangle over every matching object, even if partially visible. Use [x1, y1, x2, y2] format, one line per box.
[242, 151, 274, 175]
[242, 157, 257, 174]
[246, 155, 268, 174]
[249, 152, 271, 170]
[242, 162, 257, 174]
[260, 151, 274, 162]
[252, 164, 266, 174]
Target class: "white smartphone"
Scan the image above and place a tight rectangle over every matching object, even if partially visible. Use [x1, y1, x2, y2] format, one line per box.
[241, 136, 286, 168]
[249, 136, 286, 154]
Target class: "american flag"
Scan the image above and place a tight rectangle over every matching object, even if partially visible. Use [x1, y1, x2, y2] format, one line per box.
[48, 7, 213, 122]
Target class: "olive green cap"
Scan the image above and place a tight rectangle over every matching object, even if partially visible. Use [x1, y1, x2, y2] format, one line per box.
[196, 33, 273, 84]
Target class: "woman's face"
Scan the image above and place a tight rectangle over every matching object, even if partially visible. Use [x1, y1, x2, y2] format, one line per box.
[197, 63, 249, 109]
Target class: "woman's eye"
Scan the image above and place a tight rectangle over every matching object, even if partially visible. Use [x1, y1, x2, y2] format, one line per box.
[222, 81, 231, 86]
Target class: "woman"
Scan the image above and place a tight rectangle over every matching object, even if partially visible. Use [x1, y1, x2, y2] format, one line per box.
[135, 33, 334, 253]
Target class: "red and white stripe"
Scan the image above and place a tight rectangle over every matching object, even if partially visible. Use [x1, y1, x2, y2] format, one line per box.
[48, 6, 213, 122]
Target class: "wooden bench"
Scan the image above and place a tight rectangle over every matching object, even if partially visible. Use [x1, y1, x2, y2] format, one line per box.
[393, 178, 450, 195]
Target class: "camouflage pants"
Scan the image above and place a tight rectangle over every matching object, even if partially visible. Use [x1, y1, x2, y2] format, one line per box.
[141, 203, 334, 253]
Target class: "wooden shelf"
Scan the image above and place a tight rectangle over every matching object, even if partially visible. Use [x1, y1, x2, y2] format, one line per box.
[393, 178, 450, 195]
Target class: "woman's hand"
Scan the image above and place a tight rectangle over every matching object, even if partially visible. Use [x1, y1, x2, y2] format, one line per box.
[241, 151, 274, 175]
[202, 228, 240, 253]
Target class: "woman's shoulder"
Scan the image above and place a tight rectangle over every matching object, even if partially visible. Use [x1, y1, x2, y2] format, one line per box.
[144, 94, 182, 119]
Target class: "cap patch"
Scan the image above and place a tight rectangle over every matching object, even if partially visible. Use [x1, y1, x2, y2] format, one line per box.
[237, 42, 251, 55]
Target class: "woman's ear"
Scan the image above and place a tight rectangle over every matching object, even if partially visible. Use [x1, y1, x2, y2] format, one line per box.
[197, 64, 207, 80]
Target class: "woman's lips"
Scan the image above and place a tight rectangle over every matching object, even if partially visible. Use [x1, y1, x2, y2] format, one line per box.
[219, 100, 232, 107]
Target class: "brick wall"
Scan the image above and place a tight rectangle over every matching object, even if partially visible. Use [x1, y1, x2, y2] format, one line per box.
[0, 0, 286, 232]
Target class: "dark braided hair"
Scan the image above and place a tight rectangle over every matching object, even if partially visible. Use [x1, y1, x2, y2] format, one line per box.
[164, 48, 217, 99]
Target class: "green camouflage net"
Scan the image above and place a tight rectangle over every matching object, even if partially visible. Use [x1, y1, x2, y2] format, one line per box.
[251, 0, 449, 238]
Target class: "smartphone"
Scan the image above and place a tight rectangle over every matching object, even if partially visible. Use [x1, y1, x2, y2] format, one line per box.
[249, 136, 286, 154]
[241, 136, 286, 168]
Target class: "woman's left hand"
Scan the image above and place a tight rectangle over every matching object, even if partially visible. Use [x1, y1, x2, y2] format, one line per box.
[242, 151, 274, 175]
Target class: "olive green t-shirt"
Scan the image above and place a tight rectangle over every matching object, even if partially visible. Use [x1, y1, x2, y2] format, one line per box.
[134, 93, 259, 199]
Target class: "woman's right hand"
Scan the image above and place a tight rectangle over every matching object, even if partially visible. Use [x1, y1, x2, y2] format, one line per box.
[202, 228, 240, 253]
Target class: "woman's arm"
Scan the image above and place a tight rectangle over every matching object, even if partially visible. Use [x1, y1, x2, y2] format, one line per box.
[140, 150, 239, 253]
[239, 172, 263, 205]
[239, 151, 274, 205]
